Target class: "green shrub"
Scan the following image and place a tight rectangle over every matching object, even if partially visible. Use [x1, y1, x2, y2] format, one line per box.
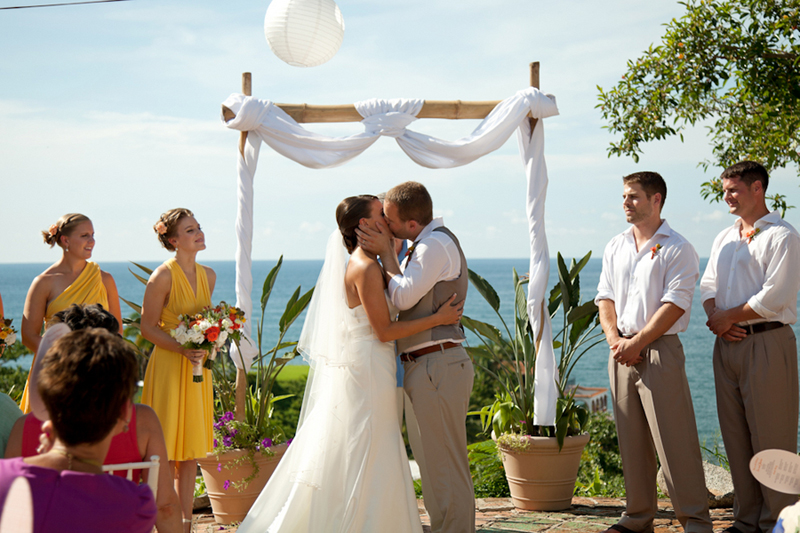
[575, 410, 625, 497]
[469, 440, 510, 498]
[0, 341, 31, 401]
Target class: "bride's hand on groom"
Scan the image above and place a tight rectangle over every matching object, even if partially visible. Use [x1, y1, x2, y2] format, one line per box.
[435, 293, 464, 326]
[356, 219, 393, 256]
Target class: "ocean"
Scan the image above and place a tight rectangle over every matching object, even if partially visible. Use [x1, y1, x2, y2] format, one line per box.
[2, 257, 799, 447]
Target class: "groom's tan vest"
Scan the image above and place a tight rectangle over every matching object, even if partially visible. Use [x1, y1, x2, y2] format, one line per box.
[397, 226, 468, 355]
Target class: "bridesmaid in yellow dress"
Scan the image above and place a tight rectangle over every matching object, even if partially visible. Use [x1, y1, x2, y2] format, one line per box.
[140, 208, 215, 533]
[20, 213, 122, 413]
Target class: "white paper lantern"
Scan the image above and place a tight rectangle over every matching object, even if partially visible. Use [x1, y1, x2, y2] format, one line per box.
[264, 0, 345, 68]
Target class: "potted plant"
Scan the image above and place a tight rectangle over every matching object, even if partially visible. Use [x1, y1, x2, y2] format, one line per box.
[465, 251, 604, 511]
[196, 256, 313, 524]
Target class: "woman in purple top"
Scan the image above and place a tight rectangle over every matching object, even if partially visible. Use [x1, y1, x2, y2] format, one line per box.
[0, 329, 156, 533]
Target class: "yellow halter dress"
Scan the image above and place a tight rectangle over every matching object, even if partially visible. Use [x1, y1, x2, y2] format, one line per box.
[19, 262, 108, 413]
[140, 258, 214, 461]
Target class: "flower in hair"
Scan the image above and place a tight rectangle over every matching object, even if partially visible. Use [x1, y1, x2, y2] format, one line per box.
[48, 224, 58, 236]
[155, 221, 168, 235]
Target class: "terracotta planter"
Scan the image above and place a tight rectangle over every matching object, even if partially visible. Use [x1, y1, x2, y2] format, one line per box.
[197, 444, 288, 524]
[498, 433, 589, 511]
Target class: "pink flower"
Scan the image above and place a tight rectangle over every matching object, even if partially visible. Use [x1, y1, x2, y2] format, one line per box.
[745, 228, 761, 244]
[155, 221, 167, 235]
[223, 480, 230, 491]
[48, 224, 58, 236]
[217, 463, 222, 472]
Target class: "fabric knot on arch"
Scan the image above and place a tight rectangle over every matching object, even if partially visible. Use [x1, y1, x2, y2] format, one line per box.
[221, 85, 562, 425]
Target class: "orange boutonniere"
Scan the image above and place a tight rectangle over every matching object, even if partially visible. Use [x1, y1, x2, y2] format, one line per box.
[745, 227, 761, 244]
[650, 244, 662, 259]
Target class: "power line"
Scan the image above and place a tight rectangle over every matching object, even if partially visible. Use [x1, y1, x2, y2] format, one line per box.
[0, 0, 130, 10]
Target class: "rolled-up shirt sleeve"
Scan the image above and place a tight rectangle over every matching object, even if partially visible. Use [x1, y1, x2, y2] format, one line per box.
[388, 237, 460, 311]
[661, 242, 699, 312]
[595, 241, 615, 304]
[747, 234, 800, 319]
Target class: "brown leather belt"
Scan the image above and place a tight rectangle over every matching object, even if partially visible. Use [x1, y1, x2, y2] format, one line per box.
[400, 341, 461, 362]
[740, 321, 785, 335]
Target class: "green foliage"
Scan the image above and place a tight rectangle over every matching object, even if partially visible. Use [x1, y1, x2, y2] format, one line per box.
[464, 252, 603, 450]
[0, 341, 32, 400]
[212, 256, 313, 449]
[468, 440, 510, 498]
[701, 433, 731, 470]
[575, 411, 626, 497]
[598, 0, 800, 203]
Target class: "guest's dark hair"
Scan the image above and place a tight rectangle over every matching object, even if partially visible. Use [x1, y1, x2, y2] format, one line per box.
[720, 161, 769, 191]
[622, 171, 667, 211]
[385, 182, 433, 225]
[41, 213, 91, 248]
[336, 195, 378, 254]
[154, 208, 194, 252]
[38, 329, 138, 447]
[52, 304, 119, 334]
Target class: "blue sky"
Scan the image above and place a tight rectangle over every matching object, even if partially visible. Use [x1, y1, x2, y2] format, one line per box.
[2, 0, 797, 264]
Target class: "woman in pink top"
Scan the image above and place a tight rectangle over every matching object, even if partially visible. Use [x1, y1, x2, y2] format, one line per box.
[0, 329, 156, 533]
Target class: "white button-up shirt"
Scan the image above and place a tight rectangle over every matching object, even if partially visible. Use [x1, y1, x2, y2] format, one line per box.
[700, 211, 800, 325]
[595, 220, 699, 336]
[388, 217, 463, 352]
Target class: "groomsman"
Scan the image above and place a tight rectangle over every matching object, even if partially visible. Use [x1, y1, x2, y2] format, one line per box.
[700, 161, 800, 533]
[596, 172, 711, 533]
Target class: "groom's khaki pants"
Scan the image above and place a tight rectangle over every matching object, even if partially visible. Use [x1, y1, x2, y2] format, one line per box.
[404, 345, 475, 533]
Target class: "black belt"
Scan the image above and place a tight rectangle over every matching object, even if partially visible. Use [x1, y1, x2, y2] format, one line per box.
[400, 342, 461, 362]
[739, 321, 785, 335]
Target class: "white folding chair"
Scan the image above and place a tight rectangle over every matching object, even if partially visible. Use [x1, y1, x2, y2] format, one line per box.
[0, 476, 34, 533]
[102, 454, 160, 501]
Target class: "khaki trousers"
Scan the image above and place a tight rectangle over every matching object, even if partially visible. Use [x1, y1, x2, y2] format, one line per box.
[609, 335, 712, 533]
[713, 325, 798, 533]
[404, 345, 475, 533]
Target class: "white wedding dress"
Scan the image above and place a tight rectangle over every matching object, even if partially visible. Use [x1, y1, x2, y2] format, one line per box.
[237, 231, 422, 533]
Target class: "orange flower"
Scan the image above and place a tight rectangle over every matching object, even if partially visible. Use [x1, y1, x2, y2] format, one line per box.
[650, 243, 663, 259]
[206, 326, 221, 342]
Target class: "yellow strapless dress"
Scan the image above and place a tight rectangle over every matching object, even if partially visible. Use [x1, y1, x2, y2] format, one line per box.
[20, 262, 108, 413]
[140, 258, 214, 461]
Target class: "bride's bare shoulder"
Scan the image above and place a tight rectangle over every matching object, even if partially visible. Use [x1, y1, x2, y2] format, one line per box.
[346, 249, 381, 280]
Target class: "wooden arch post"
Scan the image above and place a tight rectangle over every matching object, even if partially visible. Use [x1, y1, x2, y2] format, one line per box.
[228, 62, 541, 421]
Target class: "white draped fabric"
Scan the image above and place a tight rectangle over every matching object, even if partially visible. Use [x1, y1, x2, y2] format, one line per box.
[221, 87, 560, 424]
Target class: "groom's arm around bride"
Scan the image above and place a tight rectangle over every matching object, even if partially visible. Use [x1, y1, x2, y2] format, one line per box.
[358, 181, 476, 533]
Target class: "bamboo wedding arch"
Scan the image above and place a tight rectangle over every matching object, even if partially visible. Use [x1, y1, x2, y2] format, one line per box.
[221, 62, 561, 425]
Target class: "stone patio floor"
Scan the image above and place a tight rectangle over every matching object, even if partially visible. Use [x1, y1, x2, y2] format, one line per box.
[190, 497, 735, 532]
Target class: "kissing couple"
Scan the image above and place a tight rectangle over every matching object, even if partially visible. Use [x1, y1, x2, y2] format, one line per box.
[237, 181, 476, 533]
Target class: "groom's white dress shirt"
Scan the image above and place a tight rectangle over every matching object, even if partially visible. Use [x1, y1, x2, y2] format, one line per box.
[388, 217, 464, 353]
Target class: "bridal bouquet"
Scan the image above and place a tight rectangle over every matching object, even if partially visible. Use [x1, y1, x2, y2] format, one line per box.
[170, 302, 246, 382]
[0, 319, 16, 355]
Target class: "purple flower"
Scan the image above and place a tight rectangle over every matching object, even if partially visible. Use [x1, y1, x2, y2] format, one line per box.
[223, 480, 230, 491]
[217, 463, 222, 472]
[261, 438, 273, 448]
[213, 438, 218, 448]
[286, 438, 293, 446]
[221, 411, 235, 423]
[231, 428, 239, 436]
[223, 436, 232, 447]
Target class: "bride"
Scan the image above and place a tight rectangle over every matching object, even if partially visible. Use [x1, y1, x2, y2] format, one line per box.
[237, 195, 464, 532]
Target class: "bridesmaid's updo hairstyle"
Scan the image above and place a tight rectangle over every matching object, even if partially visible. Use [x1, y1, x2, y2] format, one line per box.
[336, 195, 378, 254]
[154, 208, 194, 252]
[42, 213, 90, 248]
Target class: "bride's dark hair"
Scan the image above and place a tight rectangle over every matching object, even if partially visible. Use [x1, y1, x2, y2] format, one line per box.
[336, 195, 378, 254]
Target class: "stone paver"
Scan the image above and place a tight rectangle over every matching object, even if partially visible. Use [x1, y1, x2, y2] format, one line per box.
[190, 497, 735, 532]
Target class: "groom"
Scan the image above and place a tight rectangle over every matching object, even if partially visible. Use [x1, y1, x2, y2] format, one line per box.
[359, 181, 475, 533]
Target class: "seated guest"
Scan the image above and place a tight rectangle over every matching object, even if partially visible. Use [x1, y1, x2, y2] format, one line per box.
[0, 328, 156, 532]
[5, 304, 181, 533]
